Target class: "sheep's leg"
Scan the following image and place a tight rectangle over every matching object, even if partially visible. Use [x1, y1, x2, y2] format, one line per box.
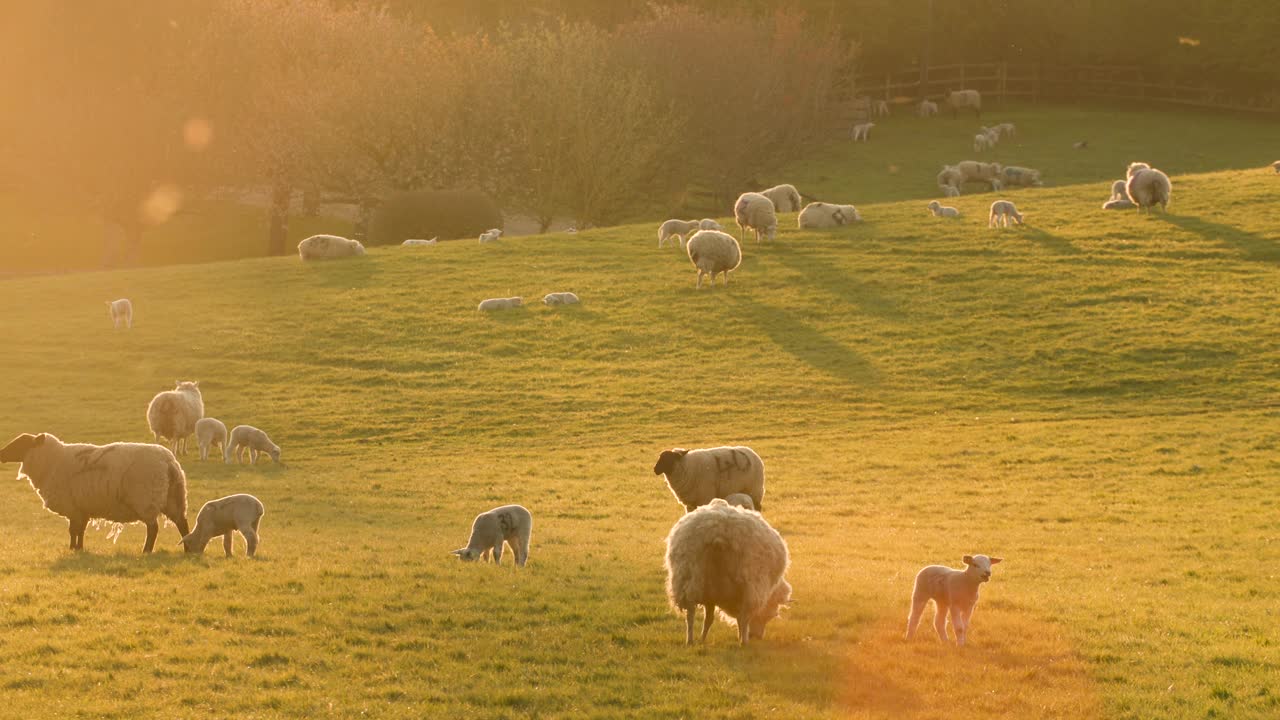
[737, 618, 750, 645]
[250, 449, 260, 464]
[221, 531, 233, 557]
[492, 541, 504, 565]
[933, 601, 950, 642]
[701, 604, 715, 643]
[905, 596, 928, 639]
[68, 515, 88, 551]
[515, 531, 529, 567]
[695, 270, 705, 290]
[951, 606, 967, 647]
[684, 608, 696, 646]
[143, 519, 160, 553]
[166, 511, 190, 538]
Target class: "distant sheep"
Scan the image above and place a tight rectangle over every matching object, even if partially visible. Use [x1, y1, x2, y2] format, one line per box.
[941, 185, 961, 198]
[1125, 162, 1171, 213]
[106, 299, 132, 330]
[798, 202, 860, 229]
[988, 200, 1024, 228]
[992, 122, 1016, 139]
[946, 89, 981, 117]
[926, 201, 961, 218]
[760, 184, 803, 213]
[685, 230, 742, 289]
[478, 297, 523, 311]
[402, 238, 438, 247]
[937, 165, 963, 194]
[665, 498, 791, 645]
[698, 218, 723, 231]
[179, 494, 264, 558]
[906, 554, 1002, 646]
[734, 192, 778, 244]
[1273, 161, 1280, 174]
[451, 504, 532, 566]
[973, 133, 993, 152]
[225, 425, 280, 465]
[999, 165, 1043, 188]
[478, 229, 502, 243]
[873, 100, 889, 117]
[1109, 179, 1128, 200]
[724, 493, 755, 511]
[1073, 140, 1089, 150]
[955, 160, 1003, 187]
[918, 99, 938, 117]
[194, 418, 228, 462]
[298, 234, 365, 261]
[146, 381, 204, 456]
[851, 122, 875, 142]
[542, 292, 580, 306]
[658, 219, 701, 249]
[653, 445, 765, 512]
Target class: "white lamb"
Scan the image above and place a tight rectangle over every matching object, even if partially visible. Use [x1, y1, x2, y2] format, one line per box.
[734, 192, 778, 244]
[106, 299, 133, 330]
[477, 297, 523, 311]
[918, 99, 938, 117]
[658, 219, 701, 249]
[1125, 161, 1171, 213]
[1109, 179, 1128, 200]
[759, 184, 802, 213]
[946, 89, 982, 117]
[194, 418, 228, 462]
[297, 234, 365, 261]
[478, 229, 501, 243]
[451, 504, 532, 566]
[685, 230, 742, 289]
[542, 292, 580, 306]
[1102, 198, 1136, 210]
[724, 493, 756, 511]
[926, 201, 960, 218]
[402, 237, 438, 247]
[992, 122, 1016, 139]
[797, 202, 860, 229]
[698, 219, 723, 231]
[988, 200, 1024, 228]
[851, 122, 875, 142]
[905, 554, 1002, 646]
[941, 185, 960, 198]
[973, 133, 993, 152]
[179, 494, 265, 558]
[872, 100, 889, 117]
[225, 425, 280, 465]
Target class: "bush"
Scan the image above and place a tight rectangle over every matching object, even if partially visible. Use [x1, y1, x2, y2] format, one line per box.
[366, 190, 503, 245]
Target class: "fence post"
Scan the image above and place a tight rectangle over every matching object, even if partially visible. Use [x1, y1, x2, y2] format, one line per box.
[1033, 63, 1040, 104]
[885, 72, 891, 100]
[959, 62, 966, 90]
[999, 61, 1007, 104]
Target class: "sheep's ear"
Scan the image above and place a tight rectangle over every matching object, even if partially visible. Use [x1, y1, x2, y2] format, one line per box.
[963, 555, 976, 566]
[671, 448, 689, 458]
[33, 433, 46, 446]
[990, 557, 1003, 564]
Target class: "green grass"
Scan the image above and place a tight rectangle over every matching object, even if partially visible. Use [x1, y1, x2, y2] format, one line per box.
[2, 105, 1280, 718]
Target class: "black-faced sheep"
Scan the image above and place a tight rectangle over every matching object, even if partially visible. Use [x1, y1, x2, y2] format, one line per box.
[653, 446, 765, 512]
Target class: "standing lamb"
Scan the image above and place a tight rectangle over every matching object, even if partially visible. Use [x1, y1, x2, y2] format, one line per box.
[653, 446, 765, 512]
[698, 218, 723, 231]
[146, 381, 204, 456]
[685, 230, 742, 290]
[872, 99, 889, 117]
[759, 184, 803, 213]
[798, 202, 861, 229]
[665, 498, 791, 645]
[451, 504, 533, 566]
[926, 201, 961, 218]
[946, 89, 982, 117]
[1, 432, 189, 552]
[1125, 161, 1172, 213]
[179, 494, 265, 558]
[297, 234, 366, 261]
[988, 200, 1024, 228]
[194, 417, 228, 462]
[851, 122, 875, 142]
[225, 425, 281, 465]
[734, 192, 778, 244]
[918, 99, 938, 117]
[106, 299, 133, 330]
[658, 219, 701, 249]
[1109, 179, 1128, 200]
[973, 133, 993, 152]
[905, 554, 1003, 646]
[992, 122, 1016, 139]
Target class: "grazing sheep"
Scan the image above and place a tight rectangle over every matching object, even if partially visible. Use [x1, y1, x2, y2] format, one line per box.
[759, 184, 803, 213]
[297, 234, 366, 261]
[988, 200, 1024, 228]
[734, 193, 778, 244]
[179, 494, 264, 558]
[685, 230, 742, 290]
[478, 229, 501, 243]
[918, 99, 938, 117]
[1109, 179, 1128, 200]
[659, 219, 701, 249]
[451, 504, 532, 566]
[225, 425, 280, 465]
[999, 165, 1043, 188]
[698, 218, 722, 231]
[477, 297, 523, 311]
[1102, 198, 1136, 210]
[873, 99, 889, 117]
[926, 200, 961, 218]
[1, 432, 189, 552]
[946, 89, 982, 117]
[653, 446, 765, 512]
[665, 498, 791, 645]
[542, 292, 580, 306]
[798, 202, 861, 229]
[106, 299, 132, 330]
[724, 493, 755, 511]
[194, 418, 228, 462]
[146, 381, 204, 456]
[402, 237, 438, 246]
[906, 554, 1003, 646]
[992, 122, 1016, 139]
[1125, 162, 1172, 213]
[941, 185, 961, 198]
[851, 122, 875, 142]
[955, 160, 1003, 187]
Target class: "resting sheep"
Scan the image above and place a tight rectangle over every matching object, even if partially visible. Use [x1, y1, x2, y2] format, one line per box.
[759, 184, 802, 213]
[937, 165, 963, 195]
[906, 554, 1002, 646]
[918, 99, 938, 117]
[146, 381, 204, 456]
[194, 417, 228, 462]
[106, 299, 132, 329]
[653, 446, 765, 512]
[999, 165, 1043, 188]
[734, 192, 778, 244]
[658, 219, 700, 249]
[478, 297, 523, 311]
[225, 425, 281, 465]
[1, 432, 189, 552]
[685, 230, 742, 290]
[297, 234, 365, 261]
[1109, 179, 1128, 200]
[542, 292, 580, 306]
[402, 238, 438, 247]
[1125, 161, 1171, 213]
[851, 122, 875, 142]
[451, 504, 532, 566]
[941, 185, 961, 198]
[798, 202, 861, 229]
[989, 200, 1024, 228]
[926, 200, 961, 218]
[947, 89, 982, 117]
[665, 498, 791, 645]
[179, 494, 264, 558]
[1102, 198, 1136, 210]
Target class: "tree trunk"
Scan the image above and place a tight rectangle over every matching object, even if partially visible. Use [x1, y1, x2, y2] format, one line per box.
[302, 187, 320, 217]
[268, 183, 291, 255]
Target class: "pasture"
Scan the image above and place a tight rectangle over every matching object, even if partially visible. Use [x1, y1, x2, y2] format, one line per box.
[1, 106, 1279, 719]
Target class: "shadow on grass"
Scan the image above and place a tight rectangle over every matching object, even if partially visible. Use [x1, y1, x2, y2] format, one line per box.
[50, 544, 193, 575]
[1018, 227, 1083, 255]
[305, 256, 382, 288]
[1156, 213, 1280, 263]
[771, 250, 906, 320]
[732, 296, 879, 386]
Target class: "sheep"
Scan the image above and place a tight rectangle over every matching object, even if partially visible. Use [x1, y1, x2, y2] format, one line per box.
[906, 554, 1003, 646]
[146, 381, 204, 456]
[851, 122, 875, 142]
[106, 299, 132, 330]
[946, 89, 982, 117]
[542, 292, 580, 306]
[477, 296, 523, 311]
[1102, 198, 1136, 210]
[954, 160, 1003, 186]
[724, 493, 755, 511]
[665, 498, 791, 645]
[797, 202, 861, 229]
[225, 425, 280, 465]
[1273, 161, 1280, 174]
[926, 200, 961, 218]
[918, 99, 938, 117]
[1109, 179, 1128, 200]
[194, 417, 228, 462]
[698, 218, 722, 231]
[1073, 140, 1088, 150]
[872, 99, 889, 117]
[478, 229, 501, 243]
[451, 504, 532, 566]
[941, 185, 961, 198]
[1125, 162, 1171, 213]
[759, 184, 802, 213]
[685, 230, 742, 290]
[937, 166, 963, 196]
[658, 219, 701, 249]
[179, 494, 264, 558]
[402, 237, 438, 247]
[973, 133, 993, 152]
[653, 445, 765, 512]
[988, 199, 1024, 228]
[734, 192, 778, 244]
[992, 122, 1016, 139]
[297, 234, 366, 261]
[1, 432, 189, 552]
[999, 165, 1044, 188]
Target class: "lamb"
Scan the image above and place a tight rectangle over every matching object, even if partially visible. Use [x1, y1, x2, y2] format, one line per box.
[1102, 198, 1136, 210]
[685, 230, 742, 289]
[906, 554, 1003, 646]
[734, 192, 778, 244]
[993, 122, 1016, 139]
[106, 299, 132, 329]
[926, 200, 961, 218]
[973, 132, 993, 152]
[759, 184, 802, 213]
[194, 417, 228, 462]
[797, 202, 861, 229]
[665, 498, 791, 645]
[477, 297, 523, 311]
[653, 445, 765, 512]
[989, 200, 1024, 228]
[179, 494, 264, 558]
[146, 381, 204, 456]
[698, 219, 723, 231]
[1, 432, 189, 552]
[1109, 179, 1128, 200]
[1073, 140, 1088, 150]
[297, 234, 366, 261]
[946, 89, 982, 117]
[937, 165, 963, 195]
[918, 99, 938, 117]
[955, 160, 1003, 186]
[402, 237, 438, 247]
[872, 99, 889, 117]
[225, 425, 281, 465]
[851, 122, 875, 142]
[658, 219, 701, 249]
[542, 292, 580, 306]
[478, 229, 502, 243]
[724, 493, 755, 511]
[451, 504, 532, 566]
[941, 185, 961, 198]
[1125, 161, 1171, 213]
[999, 165, 1044, 188]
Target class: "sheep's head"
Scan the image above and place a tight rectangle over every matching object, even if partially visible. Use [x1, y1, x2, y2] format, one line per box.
[0, 433, 45, 463]
[178, 531, 211, 555]
[451, 548, 483, 562]
[962, 554, 1003, 582]
[354, 244, 367, 256]
[927, 201, 941, 211]
[175, 380, 200, 394]
[653, 449, 689, 476]
[748, 578, 792, 639]
[1127, 162, 1151, 179]
[268, 446, 281, 463]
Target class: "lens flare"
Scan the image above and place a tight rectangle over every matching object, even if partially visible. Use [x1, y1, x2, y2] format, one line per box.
[140, 184, 183, 225]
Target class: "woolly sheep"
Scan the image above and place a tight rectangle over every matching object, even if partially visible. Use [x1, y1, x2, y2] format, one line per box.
[478, 229, 502, 243]
[225, 425, 281, 465]
[1125, 162, 1171, 213]
[1102, 198, 1136, 210]
[665, 498, 791, 645]
[402, 237, 438, 247]
[941, 185, 960, 198]
[973, 133, 993, 152]
[297, 234, 366, 261]
[759, 184, 802, 213]
[1, 432, 189, 552]
[451, 504, 532, 566]
[685, 230, 742, 289]
[179, 493, 264, 558]
[106, 298, 132, 330]
[851, 122, 875, 142]
[698, 218, 722, 231]
[724, 493, 755, 511]
[872, 99, 889, 117]
[658, 219, 700, 249]
[999, 165, 1043, 188]
[1273, 161, 1280, 174]
[926, 201, 961, 218]
[653, 446, 765, 512]
[989, 200, 1024, 228]
[146, 380, 204, 456]
[946, 89, 981, 117]
[194, 417, 228, 462]
[937, 166, 963, 195]
[542, 292, 580, 306]
[918, 99, 938, 117]
[797, 202, 860, 229]
[1109, 179, 1128, 200]
[906, 554, 1003, 646]
[955, 160, 1003, 186]
[477, 297, 523, 311]
[734, 192, 778, 244]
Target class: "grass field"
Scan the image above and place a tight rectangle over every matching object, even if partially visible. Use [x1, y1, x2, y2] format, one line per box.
[2, 105, 1280, 719]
